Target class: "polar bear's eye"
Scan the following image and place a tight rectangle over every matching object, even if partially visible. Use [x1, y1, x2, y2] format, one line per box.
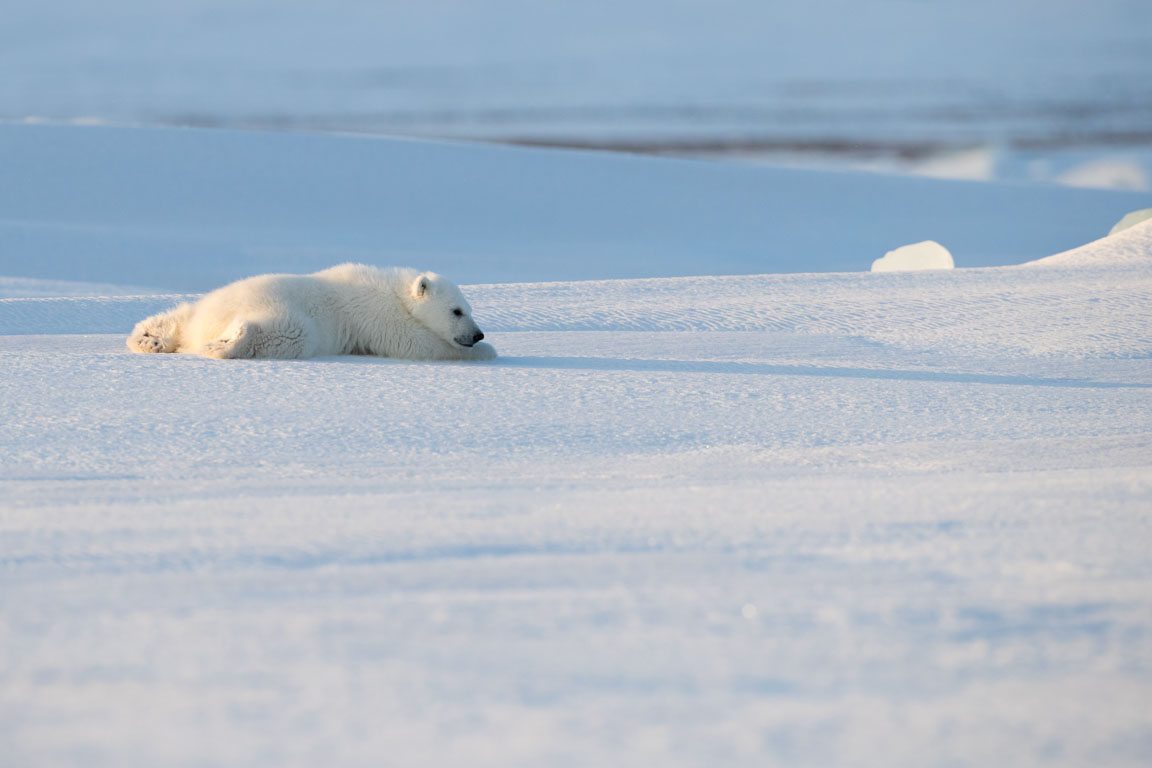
[452, 308, 463, 316]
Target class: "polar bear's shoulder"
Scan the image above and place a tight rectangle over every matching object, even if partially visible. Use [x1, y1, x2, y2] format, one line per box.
[313, 263, 419, 288]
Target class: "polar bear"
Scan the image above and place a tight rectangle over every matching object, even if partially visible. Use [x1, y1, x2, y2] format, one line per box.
[127, 264, 497, 361]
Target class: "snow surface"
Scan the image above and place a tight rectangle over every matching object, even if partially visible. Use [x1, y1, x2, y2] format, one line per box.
[7, 0, 1152, 228]
[1027, 218, 1152, 270]
[4, 0, 1151, 181]
[750, 145, 1152, 193]
[0, 276, 162, 299]
[1110, 208, 1152, 236]
[2, 126, 1152, 767]
[1056, 158, 1151, 192]
[2, 124, 1149, 292]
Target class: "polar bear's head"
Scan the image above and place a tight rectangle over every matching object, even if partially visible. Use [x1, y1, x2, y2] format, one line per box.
[407, 272, 486, 348]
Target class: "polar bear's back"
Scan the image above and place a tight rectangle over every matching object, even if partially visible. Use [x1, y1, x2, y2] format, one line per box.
[315, 263, 419, 288]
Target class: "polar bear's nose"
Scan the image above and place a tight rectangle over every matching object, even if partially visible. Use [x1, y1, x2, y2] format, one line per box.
[473, 331, 485, 344]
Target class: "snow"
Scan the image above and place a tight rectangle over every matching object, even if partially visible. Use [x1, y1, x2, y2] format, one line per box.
[1057, 158, 1151, 192]
[1110, 208, 1152, 236]
[1026, 218, 1152, 270]
[5, 0, 1152, 192]
[2, 124, 1152, 766]
[4, 0, 1151, 168]
[870, 241, 954, 273]
[711, 145, 1152, 194]
[0, 276, 161, 299]
[2, 124, 1149, 292]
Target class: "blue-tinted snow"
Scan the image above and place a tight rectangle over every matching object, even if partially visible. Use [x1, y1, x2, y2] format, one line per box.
[1, 123, 1148, 291]
[2, 125, 1151, 768]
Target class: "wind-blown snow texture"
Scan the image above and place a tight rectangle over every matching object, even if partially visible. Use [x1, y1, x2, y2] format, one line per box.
[2, 127, 1151, 767]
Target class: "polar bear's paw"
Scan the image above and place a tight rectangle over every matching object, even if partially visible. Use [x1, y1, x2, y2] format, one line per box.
[201, 320, 252, 359]
[127, 331, 176, 354]
[466, 341, 498, 361]
[201, 339, 233, 358]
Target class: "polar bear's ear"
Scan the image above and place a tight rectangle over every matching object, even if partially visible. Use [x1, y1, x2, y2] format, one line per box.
[413, 275, 430, 299]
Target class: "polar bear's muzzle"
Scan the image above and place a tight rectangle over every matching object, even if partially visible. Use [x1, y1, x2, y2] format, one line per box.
[455, 329, 485, 347]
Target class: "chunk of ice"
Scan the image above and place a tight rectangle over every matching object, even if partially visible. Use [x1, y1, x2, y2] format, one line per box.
[871, 240, 955, 273]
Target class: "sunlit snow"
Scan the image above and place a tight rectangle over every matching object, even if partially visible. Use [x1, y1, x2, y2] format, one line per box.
[2, 125, 1151, 768]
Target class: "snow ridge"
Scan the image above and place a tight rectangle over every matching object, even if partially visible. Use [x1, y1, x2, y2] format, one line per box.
[1026, 217, 1152, 268]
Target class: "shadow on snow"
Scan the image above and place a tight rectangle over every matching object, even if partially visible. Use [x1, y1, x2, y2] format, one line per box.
[494, 356, 1150, 390]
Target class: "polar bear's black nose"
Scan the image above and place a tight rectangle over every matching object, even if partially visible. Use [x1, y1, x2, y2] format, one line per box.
[473, 331, 485, 344]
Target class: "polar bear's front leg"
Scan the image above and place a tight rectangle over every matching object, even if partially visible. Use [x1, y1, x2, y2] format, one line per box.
[458, 341, 498, 361]
[127, 304, 191, 354]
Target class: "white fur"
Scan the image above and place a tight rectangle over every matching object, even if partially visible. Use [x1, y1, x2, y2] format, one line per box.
[126, 264, 497, 361]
